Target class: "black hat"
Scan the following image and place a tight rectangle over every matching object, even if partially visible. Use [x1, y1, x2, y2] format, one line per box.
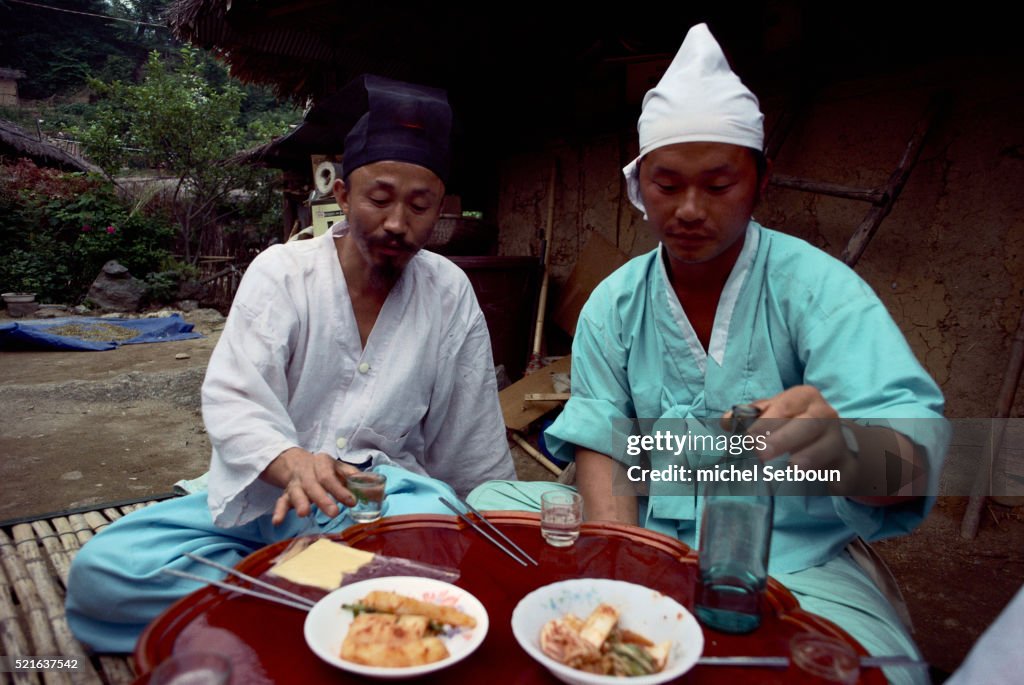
[315, 75, 453, 184]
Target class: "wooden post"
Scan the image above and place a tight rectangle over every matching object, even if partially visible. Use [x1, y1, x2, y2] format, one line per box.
[841, 93, 950, 267]
[769, 175, 885, 203]
[961, 306, 1024, 538]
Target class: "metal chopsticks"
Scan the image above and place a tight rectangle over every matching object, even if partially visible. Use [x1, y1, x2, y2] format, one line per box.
[159, 552, 317, 612]
[162, 569, 315, 611]
[183, 552, 316, 608]
[697, 655, 928, 669]
[438, 496, 539, 567]
[461, 499, 540, 566]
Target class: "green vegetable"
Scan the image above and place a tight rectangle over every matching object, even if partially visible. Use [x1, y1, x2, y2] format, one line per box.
[609, 642, 656, 676]
[341, 602, 374, 617]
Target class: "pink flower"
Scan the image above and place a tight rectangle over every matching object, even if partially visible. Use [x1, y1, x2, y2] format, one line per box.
[81, 225, 91, 232]
[106, 225, 116, 234]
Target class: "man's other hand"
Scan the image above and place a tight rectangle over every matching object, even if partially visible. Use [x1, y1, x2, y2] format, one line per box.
[261, 447, 359, 525]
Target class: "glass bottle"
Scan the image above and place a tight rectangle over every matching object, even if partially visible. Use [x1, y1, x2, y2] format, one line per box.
[695, 404, 774, 633]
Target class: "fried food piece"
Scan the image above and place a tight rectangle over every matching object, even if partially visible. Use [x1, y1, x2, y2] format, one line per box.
[361, 590, 477, 628]
[341, 613, 449, 667]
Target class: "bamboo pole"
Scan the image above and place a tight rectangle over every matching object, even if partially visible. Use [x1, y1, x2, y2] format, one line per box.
[80, 512, 111, 535]
[101, 508, 124, 522]
[0, 546, 37, 685]
[526, 161, 558, 374]
[50, 518, 85, 557]
[11, 526, 95, 685]
[962, 306, 1024, 538]
[0, 529, 67, 685]
[510, 431, 562, 477]
[97, 656, 136, 684]
[29, 520, 73, 589]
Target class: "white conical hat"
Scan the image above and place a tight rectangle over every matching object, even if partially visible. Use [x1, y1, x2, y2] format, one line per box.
[623, 23, 764, 215]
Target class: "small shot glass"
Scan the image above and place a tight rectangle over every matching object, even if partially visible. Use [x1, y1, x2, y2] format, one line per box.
[150, 652, 231, 685]
[540, 490, 583, 547]
[346, 471, 387, 523]
[788, 632, 860, 684]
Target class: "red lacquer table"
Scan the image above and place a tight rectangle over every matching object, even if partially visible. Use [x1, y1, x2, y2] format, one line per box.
[135, 512, 885, 684]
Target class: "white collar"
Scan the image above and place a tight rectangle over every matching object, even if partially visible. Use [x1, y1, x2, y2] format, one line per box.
[658, 222, 760, 370]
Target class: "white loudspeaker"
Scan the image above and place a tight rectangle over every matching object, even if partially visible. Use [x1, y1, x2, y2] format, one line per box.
[314, 161, 343, 195]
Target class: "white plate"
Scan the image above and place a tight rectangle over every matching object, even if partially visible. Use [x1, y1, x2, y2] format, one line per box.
[304, 575, 488, 679]
[511, 578, 704, 685]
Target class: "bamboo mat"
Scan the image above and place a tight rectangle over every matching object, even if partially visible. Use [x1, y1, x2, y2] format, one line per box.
[0, 500, 162, 685]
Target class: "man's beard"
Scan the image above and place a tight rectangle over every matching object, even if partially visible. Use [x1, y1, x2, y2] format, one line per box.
[368, 259, 402, 289]
[367, 244, 418, 289]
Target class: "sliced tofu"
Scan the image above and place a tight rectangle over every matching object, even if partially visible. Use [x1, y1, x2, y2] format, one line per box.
[579, 603, 619, 648]
[645, 641, 671, 672]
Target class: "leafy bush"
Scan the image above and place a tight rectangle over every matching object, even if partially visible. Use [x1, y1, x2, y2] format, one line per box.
[77, 48, 292, 263]
[0, 159, 174, 303]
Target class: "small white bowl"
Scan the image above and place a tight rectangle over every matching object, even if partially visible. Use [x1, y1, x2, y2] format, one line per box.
[510, 578, 704, 685]
[304, 576, 488, 680]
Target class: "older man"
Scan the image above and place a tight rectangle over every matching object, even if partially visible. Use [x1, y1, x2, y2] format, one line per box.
[66, 75, 515, 652]
[469, 25, 947, 685]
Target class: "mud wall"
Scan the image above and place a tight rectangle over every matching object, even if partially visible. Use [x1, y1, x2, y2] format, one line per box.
[495, 56, 1024, 419]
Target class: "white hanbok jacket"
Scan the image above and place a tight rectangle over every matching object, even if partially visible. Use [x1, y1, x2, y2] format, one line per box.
[202, 226, 514, 527]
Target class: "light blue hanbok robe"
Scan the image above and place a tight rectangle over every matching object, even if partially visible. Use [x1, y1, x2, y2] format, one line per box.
[470, 222, 949, 685]
[66, 465, 459, 653]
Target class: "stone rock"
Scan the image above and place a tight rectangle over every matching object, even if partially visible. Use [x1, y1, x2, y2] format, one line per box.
[35, 305, 68, 319]
[176, 279, 209, 302]
[102, 260, 130, 277]
[87, 260, 146, 312]
[177, 299, 199, 312]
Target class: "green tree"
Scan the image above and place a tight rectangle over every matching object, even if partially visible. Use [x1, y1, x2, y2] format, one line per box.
[0, 0, 170, 99]
[79, 48, 288, 263]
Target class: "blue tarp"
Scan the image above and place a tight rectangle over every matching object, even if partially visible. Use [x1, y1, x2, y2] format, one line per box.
[0, 314, 203, 351]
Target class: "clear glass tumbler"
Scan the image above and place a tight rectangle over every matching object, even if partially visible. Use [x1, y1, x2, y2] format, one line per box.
[346, 471, 387, 523]
[789, 632, 860, 684]
[540, 490, 582, 547]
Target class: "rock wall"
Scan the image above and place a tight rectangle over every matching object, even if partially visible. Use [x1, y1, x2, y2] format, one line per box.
[496, 57, 1024, 419]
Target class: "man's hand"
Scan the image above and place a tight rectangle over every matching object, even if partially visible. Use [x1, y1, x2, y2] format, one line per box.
[724, 385, 925, 504]
[726, 385, 850, 471]
[260, 447, 359, 525]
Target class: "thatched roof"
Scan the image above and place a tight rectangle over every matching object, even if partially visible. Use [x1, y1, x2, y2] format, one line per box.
[0, 118, 101, 173]
[168, 3, 1006, 194]
[166, 2, 707, 104]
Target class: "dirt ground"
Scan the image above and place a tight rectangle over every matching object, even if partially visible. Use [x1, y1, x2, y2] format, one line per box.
[1, 309, 1021, 677]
